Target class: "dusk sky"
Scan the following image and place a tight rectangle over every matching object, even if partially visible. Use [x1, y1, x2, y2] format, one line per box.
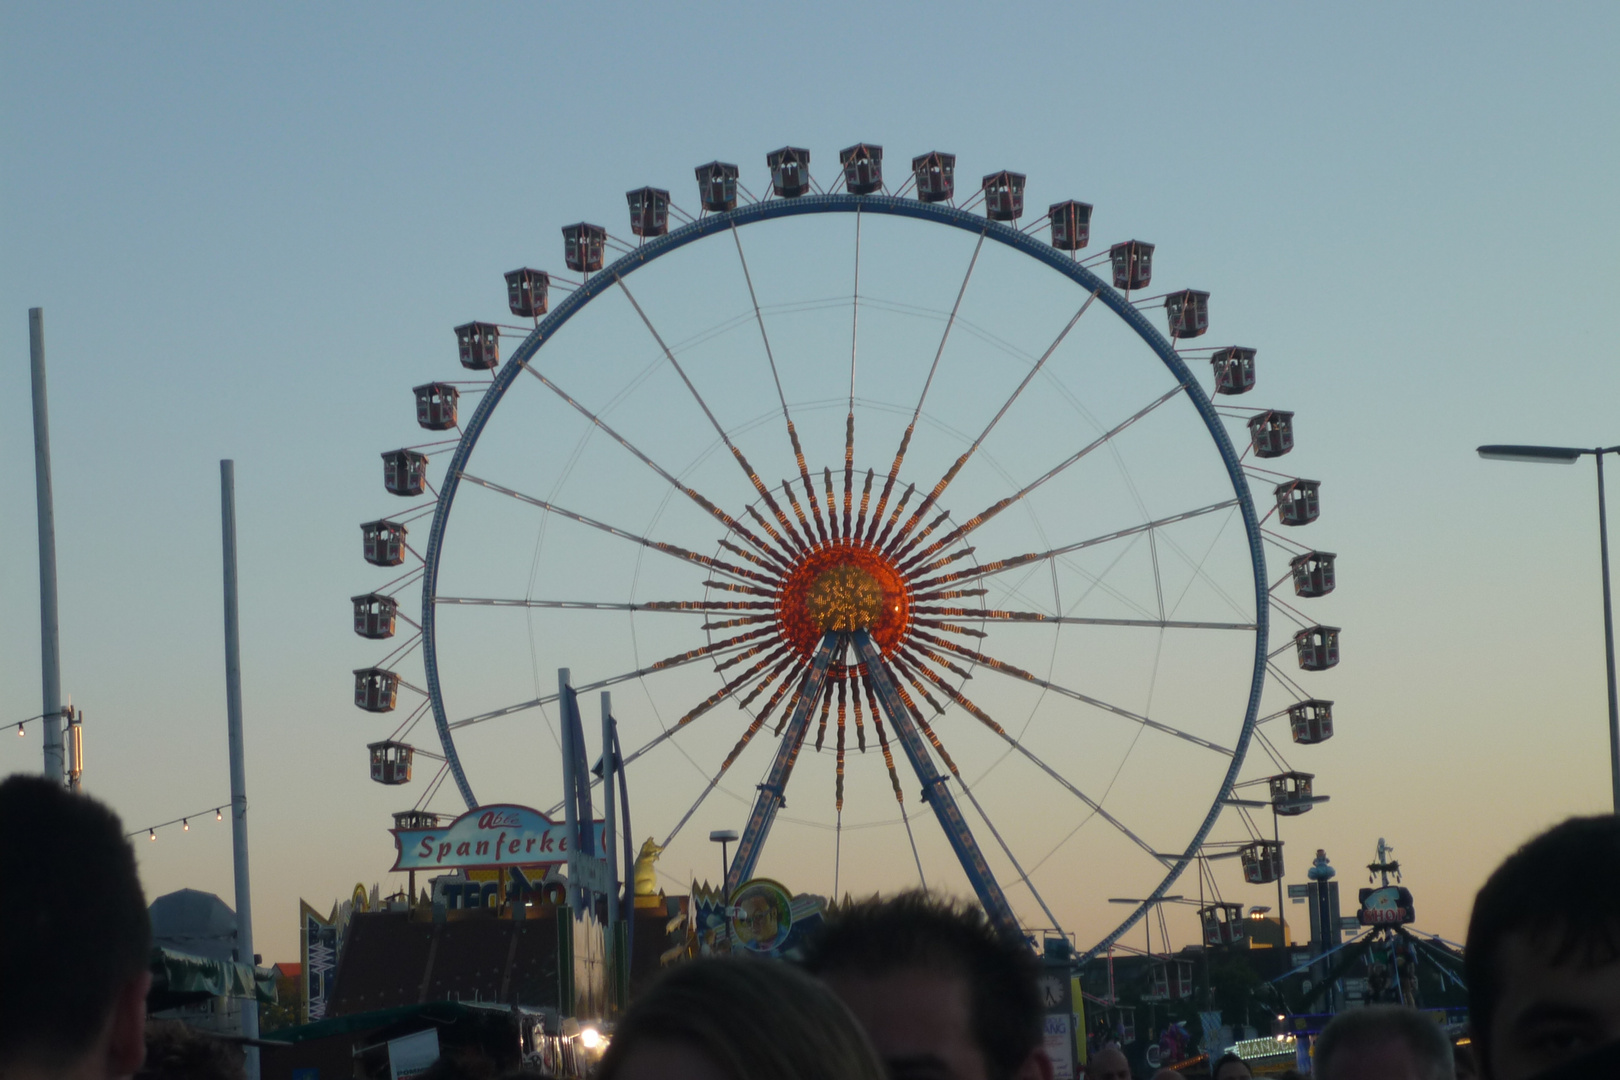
[3, 3, 1617, 963]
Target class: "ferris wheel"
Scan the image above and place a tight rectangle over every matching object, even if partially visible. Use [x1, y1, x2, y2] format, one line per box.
[350, 143, 1341, 958]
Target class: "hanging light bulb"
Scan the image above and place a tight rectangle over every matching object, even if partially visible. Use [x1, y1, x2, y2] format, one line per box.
[182, 819, 189, 832]
[216, 808, 223, 821]
[148, 829, 156, 841]
[16, 724, 23, 737]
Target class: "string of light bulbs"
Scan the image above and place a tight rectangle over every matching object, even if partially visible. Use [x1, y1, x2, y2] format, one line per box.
[125, 801, 239, 841]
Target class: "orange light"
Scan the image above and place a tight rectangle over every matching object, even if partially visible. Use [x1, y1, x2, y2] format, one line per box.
[776, 541, 911, 659]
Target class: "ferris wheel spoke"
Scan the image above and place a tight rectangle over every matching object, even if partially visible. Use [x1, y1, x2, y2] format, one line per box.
[669, 641, 803, 734]
[894, 644, 1167, 868]
[955, 777, 1066, 933]
[909, 630, 1234, 756]
[729, 223, 831, 544]
[853, 669, 927, 887]
[917, 608, 1257, 632]
[909, 498, 1241, 592]
[852, 468, 876, 541]
[433, 597, 771, 613]
[822, 469, 839, 540]
[812, 675, 838, 752]
[459, 473, 780, 589]
[445, 635, 770, 734]
[660, 703, 775, 849]
[1002, 730, 1169, 866]
[883, 654, 961, 777]
[891, 384, 1189, 566]
[869, 482, 916, 547]
[712, 633, 789, 673]
[834, 677, 849, 811]
[614, 275, 811, 555]
[740, 655, 809, 719]
[518, 361, 791, 570]
[845, 208, 862, 541]
[889, 290, 1101, 554]
[869, 231, 988, 547]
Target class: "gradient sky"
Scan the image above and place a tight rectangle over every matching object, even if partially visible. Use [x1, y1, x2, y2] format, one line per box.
[3, 3, 1618, 964]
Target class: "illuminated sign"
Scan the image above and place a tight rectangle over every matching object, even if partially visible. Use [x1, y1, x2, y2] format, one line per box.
[1357, 885, 1415, 926]
[1229, 1035, 1296, 1060]
[391, 804, 605, 871]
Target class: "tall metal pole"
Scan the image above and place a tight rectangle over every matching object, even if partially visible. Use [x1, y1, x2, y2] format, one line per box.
[220, 461, 259, 1078]
[1274, 809, 1287, 947]
[601, 691, 620, 1009]
[29, 308, 64, 783]
[1596, 450, 1619, 814]
[559, 668, 581, 915]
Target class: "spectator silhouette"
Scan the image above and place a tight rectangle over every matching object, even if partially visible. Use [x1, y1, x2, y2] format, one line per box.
[803, 892, 1053, 1080]
[596, 957, 885, 1080]
[1313, 1005, 1454, 1080]
[0, 775, 152, 1080]
[1465, 815, 1620, 1080]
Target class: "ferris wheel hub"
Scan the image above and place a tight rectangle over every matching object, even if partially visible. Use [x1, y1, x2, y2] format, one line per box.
[774, 538, 911, 659]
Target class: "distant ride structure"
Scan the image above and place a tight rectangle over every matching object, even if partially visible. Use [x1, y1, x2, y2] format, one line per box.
[352, 142, 1341, 958]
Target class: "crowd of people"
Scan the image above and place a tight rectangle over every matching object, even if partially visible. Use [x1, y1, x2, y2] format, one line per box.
[2, 773, 1616, 1080]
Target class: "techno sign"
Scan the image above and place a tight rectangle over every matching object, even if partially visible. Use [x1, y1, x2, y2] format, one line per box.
[1357, 885, 1415, 926]
[391, 804, 605, 872]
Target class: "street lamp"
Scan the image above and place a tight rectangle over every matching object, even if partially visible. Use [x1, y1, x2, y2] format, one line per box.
[1478, 443, 1620, 812]
[709, 829, 738, 881]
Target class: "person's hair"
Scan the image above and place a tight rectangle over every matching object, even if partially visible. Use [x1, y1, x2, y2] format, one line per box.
[0, 775, 152, 1069]
[800, 891, 1043, 1080]
[135, 1020, 244, 1080]
[1212, 1051, 1253, 1079]
[596, 957, 885, 1080]
[1464, 815, 1620, 1061]
[1313, 1005, 1454, 1080]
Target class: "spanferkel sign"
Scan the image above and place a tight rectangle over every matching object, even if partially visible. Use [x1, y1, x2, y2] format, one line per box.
[390, 804, 605, 871]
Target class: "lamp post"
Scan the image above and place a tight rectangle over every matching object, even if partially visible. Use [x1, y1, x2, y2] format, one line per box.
[1478, 444, 1620, 813]
[709, 829, 738, 883]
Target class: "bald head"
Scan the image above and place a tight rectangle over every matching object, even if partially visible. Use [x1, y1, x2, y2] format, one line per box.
[1090, 1046, 1130, 1080]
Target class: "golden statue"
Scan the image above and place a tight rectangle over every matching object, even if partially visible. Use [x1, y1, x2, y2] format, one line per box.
[633, 837, 665, 897]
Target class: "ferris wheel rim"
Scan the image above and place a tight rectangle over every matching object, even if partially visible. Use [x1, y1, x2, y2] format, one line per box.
[414, 191, 1272, 959]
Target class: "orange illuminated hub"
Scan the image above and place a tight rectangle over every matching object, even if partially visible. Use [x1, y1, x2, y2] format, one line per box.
[777, 541, 910, 659]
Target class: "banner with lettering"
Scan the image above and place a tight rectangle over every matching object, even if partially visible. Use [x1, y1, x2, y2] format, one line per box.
[390, 804, 605, 872]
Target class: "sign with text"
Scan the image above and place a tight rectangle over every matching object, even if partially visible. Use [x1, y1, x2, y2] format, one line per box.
[1357, 885, 1415, 926]
[391, 804, 605, 872]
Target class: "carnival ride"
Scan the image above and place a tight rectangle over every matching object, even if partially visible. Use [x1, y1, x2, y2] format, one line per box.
[350, 143, 1342, 958]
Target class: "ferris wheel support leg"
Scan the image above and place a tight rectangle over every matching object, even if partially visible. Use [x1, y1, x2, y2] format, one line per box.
[852, 630, 1022, 941]
[724, 632, 842, 895]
